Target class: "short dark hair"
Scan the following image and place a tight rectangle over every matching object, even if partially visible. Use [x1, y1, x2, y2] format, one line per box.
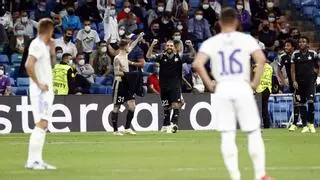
[76, 53, 84, 58]
[62, 53, 72, 60]
[119, 39, 129, 50]
[64, 28, 73, 34]
[284, 39, 294, 46]
[55, 46, 63, 52]
[98, 40, 107, 46]
[299, 36, 309, 43]
[220, 7, 238, 25]
[38, 18, 54, 34]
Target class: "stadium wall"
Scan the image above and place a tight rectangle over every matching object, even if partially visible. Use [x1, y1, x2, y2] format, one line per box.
[0, 94, 262, 134]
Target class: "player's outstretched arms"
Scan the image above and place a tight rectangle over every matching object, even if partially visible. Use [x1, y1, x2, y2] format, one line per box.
[251, 49, 266, 90]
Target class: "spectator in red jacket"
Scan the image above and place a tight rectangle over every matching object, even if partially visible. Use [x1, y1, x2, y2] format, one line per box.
[147, 63, 160, 94]
[117, 0, 141, 24]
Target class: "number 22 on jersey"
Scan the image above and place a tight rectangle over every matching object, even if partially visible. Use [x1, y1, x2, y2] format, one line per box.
[218, 49, 243, 76]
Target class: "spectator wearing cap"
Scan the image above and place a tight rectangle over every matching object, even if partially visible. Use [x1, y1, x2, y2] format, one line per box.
[147, 0, 165, 28]
[103, 3, 119, 44]
[0, 64, 12, 96]
[76, 19, 100, 63]
[9, 25, 30, 55]
[33, 0, 51, 21]
[55, 28, 78, 59]
[128, 33, 145, 73]
[89, 40, 112, 76]
[117, 1, 141, 24]
[200, 0, 218, 27]
[188, 9, 212, 50]
[153, 11, 175, 41]
[62, 5, 82, 31]
[118, 12, 138, 35]
[14, 10, 38, 39]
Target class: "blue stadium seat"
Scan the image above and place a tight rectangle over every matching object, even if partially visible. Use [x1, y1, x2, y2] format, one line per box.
[106, 85, 113, 94]
[98, 22, 104, 33]
[190, 0, 201, 8]
[10, 78, 15, 86]
[143, 62, 155, 73]
[12, 86, 29, 95]
[16, 77, 29, 86]
[302, 5, 317, 19]
[301, 0, 317, 6]
[0, 55, 9, 64]
[314, 16, 320, 28]
[11, 53, 23, 64]
[115, 0, 122, 8]
[95, 76, 105, 84]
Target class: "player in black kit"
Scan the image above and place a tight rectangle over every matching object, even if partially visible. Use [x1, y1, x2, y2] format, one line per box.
[290, 36, 319, 133]
[146, 39, 195, 133]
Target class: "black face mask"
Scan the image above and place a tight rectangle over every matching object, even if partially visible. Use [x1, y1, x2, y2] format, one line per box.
[152, 29, 159, 34]
[67, 9, 75, 15]
[64, 36, 72, 42]
[293, 35, 300, 39]
[262, 25, 269, 31]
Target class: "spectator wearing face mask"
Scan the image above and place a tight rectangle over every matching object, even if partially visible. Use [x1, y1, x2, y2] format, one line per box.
[55, 28, 78, 59]
[147, 0, 165, 28]
[172, 30, 184, 56]
[0, 9, 13, 34]
[76, 19, 100, 62]
[90, 40, 112, 76]
[258, 20, 277, 50]
[117, 1, 141, 24]
[14, 10, 38, 39]
[144, 22, 163, 53]
[265, 0, 281, 18]
[147, 63, 160, 94]
[75, 53, 94, 93]
[119, 12, 138, 34]
[62, 5, 82, 31]
[236, 0, 252, 32]
[53, 53, 76, 95]
[188, 9, 212, 50]
[55, 46, 64, 62]
[200, 0, 217, 27]
[153, 11, 175, 41]
[34, 0, 51, 21]
[258, 12, 278, 32]
[0, 64, 12, 96]
[77, 0, 102, 23]
[9, 25, 30, 55]
[103, 3, 119, 44]
[277, 21, 291, 42]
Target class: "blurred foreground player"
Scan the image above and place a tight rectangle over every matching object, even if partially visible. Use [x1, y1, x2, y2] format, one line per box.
[25, 18, 57, 170]
[193, 8, 273, 180]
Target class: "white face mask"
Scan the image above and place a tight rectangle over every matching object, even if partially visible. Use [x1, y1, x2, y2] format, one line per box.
[16, 30, 25, 36]
[280, 28, 288, 34]
[0, 70, 4, 76]
[177, 24, 183, 30]
[268, 17, 275, 22]
[267, 2, 274, 8]
[21, 17, 28, 23]
[101, 46, 107, 52]
[68, 60, 73, 65]
[202, 4, 209, 9]
[79, 59, 85, 66]
[84, 25, 91, 32]
[174, 35, 181, 41]
[124, 7, 131, 13]
[109, 9, 116, 16]
[157, 6, 164, 12]
[119, 29, 125, 36]
[162, 19, 169, 24]
[56, 53, 63, 59]
[236, 5, 243, 10]
[195, 15, 203, 21]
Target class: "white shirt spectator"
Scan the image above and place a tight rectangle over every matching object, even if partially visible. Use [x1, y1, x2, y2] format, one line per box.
[55, 37, 78, 58]
[210, 1, 221, 17]
[14, 18, 38, 38]
[0, 11, 13, 30]
[76, 29, 100, 53]
[103, 8, 119, 43]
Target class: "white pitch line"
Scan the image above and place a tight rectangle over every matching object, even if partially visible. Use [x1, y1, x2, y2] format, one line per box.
[8, 140, 178, 145]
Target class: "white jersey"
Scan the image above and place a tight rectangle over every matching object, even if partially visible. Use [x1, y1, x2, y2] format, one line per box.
[199, 31, 260, 84]
[28, 37, 53, 96]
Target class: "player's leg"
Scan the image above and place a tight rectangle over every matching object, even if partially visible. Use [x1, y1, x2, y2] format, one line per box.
[236, 95, 268, 180]
[214, 96, 240, 180]
[160, 89, 171, 132]
[111, 80, 124, 135]
[298, 84, 309, 133]
[26, 93, 56, 170]
[261, 88, 271, 128]
[124, 99, 137, 135]
[306, 82, 316, 133]
[167, 88, 183, 133]
[289, 90, 301, 131]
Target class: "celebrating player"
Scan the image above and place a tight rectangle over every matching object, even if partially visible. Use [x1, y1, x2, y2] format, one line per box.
[25, 18, 57, 170]
[193, 8, 273, 180]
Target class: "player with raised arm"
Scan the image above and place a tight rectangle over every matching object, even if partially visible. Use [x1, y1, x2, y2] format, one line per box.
[25, 18, 57, 170]
[111, 32, 144, 136]
[193, 8, 273, 180]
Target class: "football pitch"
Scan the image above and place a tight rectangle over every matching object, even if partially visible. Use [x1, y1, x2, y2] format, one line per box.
[1, 130, 320, 180]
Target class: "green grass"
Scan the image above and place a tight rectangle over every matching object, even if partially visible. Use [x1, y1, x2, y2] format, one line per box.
[1, 130, 320, 180]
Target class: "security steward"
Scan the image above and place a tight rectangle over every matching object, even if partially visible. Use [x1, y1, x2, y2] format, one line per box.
[290, 36, 319, 133]
[254, 62, 273, 128]
[53, 53, 76, 95]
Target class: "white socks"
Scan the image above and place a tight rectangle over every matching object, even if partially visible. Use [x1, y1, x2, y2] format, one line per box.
[27, 126, 46, 163]
[221, 131, 240, 180]
[248, 130, 266, 180]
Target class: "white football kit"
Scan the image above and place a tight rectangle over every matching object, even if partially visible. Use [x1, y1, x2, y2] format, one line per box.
[28, 37, 54, 122]
[199, 31, 261, 132]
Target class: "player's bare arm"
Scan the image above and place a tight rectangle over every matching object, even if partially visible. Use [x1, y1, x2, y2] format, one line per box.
[251, 49, 266, 90]
[25, 55, 48, 92]
[114, 57, 124, 77]
[192, 52, 215, 92]
[146, 39, 158, 59]
[128, 32, 144, 53]
[291, 63, 298, 90]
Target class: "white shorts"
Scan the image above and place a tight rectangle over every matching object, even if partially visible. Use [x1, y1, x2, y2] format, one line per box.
[29, 91, 54, 123]
[213, 82, 261, 132]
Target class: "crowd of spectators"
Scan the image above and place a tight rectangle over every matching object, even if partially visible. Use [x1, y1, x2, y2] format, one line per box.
[0, 0, 315, 96]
